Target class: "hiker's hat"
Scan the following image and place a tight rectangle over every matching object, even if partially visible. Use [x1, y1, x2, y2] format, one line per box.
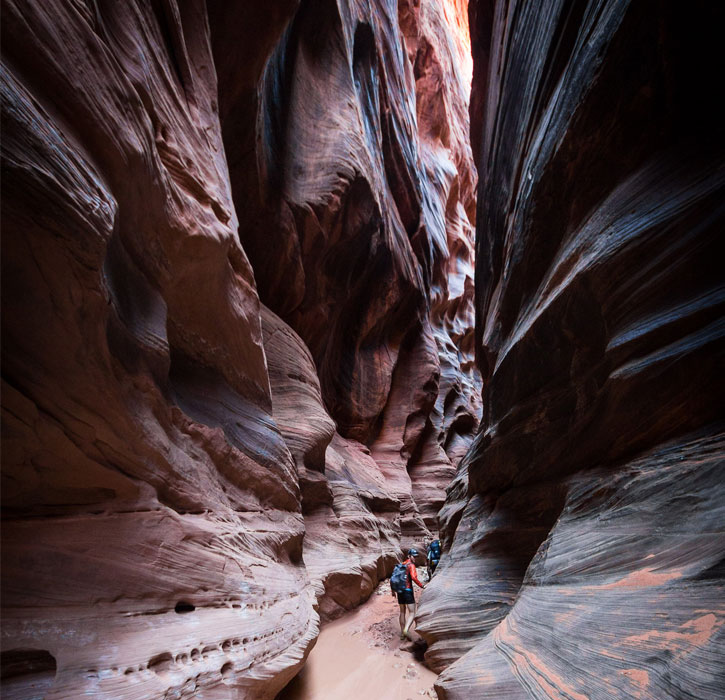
[408, 548, 419, 557]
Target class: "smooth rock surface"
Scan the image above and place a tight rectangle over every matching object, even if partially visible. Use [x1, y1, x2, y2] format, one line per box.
[1, 1, 315, 698]
[1, 0, 478, 697]
[417, 1, 725, 697]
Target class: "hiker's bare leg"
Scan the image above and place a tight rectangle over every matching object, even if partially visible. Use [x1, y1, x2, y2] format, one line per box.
[402, 603, 416, 638]
[399, 604, 407, 637]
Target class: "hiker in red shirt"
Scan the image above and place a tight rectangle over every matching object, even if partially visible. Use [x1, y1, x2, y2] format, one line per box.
[391, 548, 425, 640]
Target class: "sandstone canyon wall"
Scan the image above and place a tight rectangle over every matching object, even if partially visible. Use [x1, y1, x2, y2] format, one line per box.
[417, 1, 725, 698]
[209, 0, 481, 548]
[0, 1, 479, 699]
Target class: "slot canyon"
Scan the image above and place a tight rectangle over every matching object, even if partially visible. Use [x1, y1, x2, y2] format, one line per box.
[1, 0, 723, 698]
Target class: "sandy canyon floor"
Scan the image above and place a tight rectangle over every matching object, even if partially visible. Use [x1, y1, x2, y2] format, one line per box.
[278, 581, 437, 699]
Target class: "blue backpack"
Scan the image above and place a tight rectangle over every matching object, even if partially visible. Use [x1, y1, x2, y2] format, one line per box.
[390, 563, 410, 592]
[428, 540, 441, 560]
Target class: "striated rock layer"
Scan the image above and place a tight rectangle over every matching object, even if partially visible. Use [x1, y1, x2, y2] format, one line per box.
[1, 1, 315, 698]
[210, 0, 482, 552]
[1, 0, 478, 698]
[417, 1, 725, 698]
[261, 305, 401, 621]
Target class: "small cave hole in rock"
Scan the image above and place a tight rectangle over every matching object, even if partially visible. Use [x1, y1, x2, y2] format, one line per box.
[148, 652, 174, 675]
[220, 662, 234, 684]
[174, 601, 196, 614]
[1, 649, 57, 698]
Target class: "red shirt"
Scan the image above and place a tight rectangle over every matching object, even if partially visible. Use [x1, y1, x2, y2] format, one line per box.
[404, 558, 424, 588]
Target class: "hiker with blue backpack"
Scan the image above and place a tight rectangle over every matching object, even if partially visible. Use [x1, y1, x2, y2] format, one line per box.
[427, 538, 441, 577]
[390, 548, 425, 640]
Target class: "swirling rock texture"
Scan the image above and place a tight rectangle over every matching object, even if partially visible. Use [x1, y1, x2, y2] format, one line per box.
[260, 304, 401, 622]
[210, 0, 481, 550]
[1, 1, 478, 699]
[417, 1, 725, 698]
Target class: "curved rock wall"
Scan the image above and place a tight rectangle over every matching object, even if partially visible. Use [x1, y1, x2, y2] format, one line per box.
[210, 0, 482, 551]
[1, 0, 478, 698]
[417, 1, 725, 698]
[1, 2, 315, 698]
[261, 304, 401, 621]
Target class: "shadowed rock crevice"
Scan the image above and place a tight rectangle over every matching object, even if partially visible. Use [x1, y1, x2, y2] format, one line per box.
[1, 649, 57, 699]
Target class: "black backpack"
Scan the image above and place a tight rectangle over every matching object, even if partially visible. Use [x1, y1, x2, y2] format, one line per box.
[390, 563, 410, 592]
[428, 540, 441, 560]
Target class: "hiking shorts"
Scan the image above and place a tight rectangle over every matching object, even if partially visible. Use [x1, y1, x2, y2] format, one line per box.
[396, 588, 415, 605]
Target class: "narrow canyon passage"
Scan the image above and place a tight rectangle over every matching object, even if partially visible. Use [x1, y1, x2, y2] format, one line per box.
[278, 580, 437, 700]
[2, 1, 724, 699]
[2, 0, 480, 697]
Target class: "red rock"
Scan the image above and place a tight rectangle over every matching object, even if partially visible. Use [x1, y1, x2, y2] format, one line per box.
[418, 1, 725, 697]
[1, 0, 477, 697]
[261, 305, 400, 620]
[0, 0, 320, 696]
[213, 0, 482, 555]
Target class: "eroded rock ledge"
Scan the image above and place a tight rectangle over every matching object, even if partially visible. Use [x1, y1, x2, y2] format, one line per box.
[416, 1, 725, 698]
[1, 0, 478, 698]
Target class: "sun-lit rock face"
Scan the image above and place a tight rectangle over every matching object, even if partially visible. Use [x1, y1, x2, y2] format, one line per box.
[1, 0, 477, 697]
[417, 1, 725, 697]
